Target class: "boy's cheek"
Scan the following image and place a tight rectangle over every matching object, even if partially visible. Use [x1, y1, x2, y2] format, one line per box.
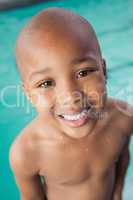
[29, 91, 54, 110]
[94, 85, 107, 110]
[83, 80, 107, 108]
[87, 91, 107, 111]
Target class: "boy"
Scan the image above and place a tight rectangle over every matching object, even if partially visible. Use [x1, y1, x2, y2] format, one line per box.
[9, 7, 133, 200]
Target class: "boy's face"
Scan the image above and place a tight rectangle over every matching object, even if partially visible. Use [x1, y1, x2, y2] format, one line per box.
[17, 23, 107, 138]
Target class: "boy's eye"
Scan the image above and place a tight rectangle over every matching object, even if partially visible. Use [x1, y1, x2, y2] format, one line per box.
[76, 67, 98, 79]
[37, 80, 54, 88]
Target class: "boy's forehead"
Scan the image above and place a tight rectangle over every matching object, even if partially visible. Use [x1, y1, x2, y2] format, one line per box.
[16, 8, 101, 80]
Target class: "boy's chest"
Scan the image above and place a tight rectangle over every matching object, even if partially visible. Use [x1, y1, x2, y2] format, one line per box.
[39, 131, 127, 185]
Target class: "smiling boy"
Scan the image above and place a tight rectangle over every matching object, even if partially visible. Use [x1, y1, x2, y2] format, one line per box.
[9, 7, 133, 200]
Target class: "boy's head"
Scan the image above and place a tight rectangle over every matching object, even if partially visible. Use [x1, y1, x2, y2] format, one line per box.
[15, 7, 107, 138]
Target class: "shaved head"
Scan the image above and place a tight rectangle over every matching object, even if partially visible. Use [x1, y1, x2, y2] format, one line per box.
[15, 7, 106, 122]
[15, 7, 102, 82]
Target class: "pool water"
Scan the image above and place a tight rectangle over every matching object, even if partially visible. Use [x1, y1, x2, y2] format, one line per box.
[0, 0, 133, 199]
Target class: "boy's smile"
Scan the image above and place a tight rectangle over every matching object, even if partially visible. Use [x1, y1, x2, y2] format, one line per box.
[16, 8, 107, 138]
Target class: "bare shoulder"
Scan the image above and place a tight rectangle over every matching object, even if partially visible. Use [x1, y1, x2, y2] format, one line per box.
[9, 116, 41, 177]
[106, 97, 133, 136]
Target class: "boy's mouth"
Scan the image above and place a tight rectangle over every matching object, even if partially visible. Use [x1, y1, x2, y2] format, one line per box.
[57, 106, 91, 128]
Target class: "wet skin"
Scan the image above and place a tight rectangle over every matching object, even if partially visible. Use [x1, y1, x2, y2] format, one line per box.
[9, 8, 133, 200]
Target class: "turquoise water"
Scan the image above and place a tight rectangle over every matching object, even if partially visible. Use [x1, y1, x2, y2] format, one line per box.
[0, 0, 133, 199]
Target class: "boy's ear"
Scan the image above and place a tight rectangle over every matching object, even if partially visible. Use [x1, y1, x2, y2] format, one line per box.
[102, 58, 107, 81]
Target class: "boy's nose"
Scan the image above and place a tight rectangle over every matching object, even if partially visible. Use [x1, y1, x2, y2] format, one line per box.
[57, 91, 83, 112]
[55, 79, 84, 110]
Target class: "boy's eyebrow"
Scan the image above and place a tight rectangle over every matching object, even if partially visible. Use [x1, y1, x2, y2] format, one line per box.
[29, 56, 97, 80]
[29, 68, 51, 80]
[70, 56, 97, 65]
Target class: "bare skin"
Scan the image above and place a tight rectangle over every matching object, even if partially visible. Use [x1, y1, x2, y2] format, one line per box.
[9, 7, 133, 200]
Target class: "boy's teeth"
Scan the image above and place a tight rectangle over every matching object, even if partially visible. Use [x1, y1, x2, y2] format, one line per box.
[62, 109, 88, 120]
